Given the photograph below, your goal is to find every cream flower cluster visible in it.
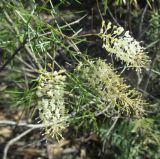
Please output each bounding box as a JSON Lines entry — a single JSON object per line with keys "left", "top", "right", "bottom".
{"left": 100, "top": 21, "right": 150, "bottom": 70}
{"left": 36, "top": 70, "right": 68, "bottom": 139}
{"left": 77, "top": 59, "right": 145, "bottom": 116}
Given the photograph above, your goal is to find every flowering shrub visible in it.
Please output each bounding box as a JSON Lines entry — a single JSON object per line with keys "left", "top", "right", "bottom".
{"left": 35, "top": 21, "right": 150, "bottom": 139}
{"left": 1, "top": 0, "right": 159, "bottom": 158}
{"left": 99, "top": 21, "right": 150, "bottom": 70}
{"left": 76, "top": 59, "right": 145, "bottom": 116}
{"left": 36, "top": 69, "right": 68, "bottom": 139}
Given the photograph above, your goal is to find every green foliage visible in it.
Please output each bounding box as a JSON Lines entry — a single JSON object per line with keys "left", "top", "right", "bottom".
{"left": 0, "top": 0, "right": 159, "bottom": 158}
{"left": 1, "top": 0, "right": 148, "bottom": 136}
{"left": 75, "top": 59, "right": 145, "bottom": 116}
{"left": 146, "top": 10, "right": 160, "bottom": 45}
{"left": 99, "top": 118, "right": 160, "bottom": 159}
{"left": 103, "top": 0, "right": 154, "bottom": 14}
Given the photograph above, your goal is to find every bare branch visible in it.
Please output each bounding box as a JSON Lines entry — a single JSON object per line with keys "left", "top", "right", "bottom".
{"left": 3, "top": 128, "right": 34, "bottom": 159}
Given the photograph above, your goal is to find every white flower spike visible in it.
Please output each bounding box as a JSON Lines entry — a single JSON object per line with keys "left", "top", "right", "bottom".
{"left": 99, "top": 21, "right": 150, "bottom": 71}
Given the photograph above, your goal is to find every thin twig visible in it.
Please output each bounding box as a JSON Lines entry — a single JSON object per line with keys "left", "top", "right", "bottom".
{"left": 106, "top": 116, "right": 119, "bottom": 136}
{"left": 3, "top": 9, "right": 42, "bottom": 69}
{"left": 138, "top": 4, "right": 148, "bottom": 40}
{"left": 3, "top": 9, "right": 19, "bottom": 35}
{"left": 143, "top": 55, "right": 156, "bottom": 91}
{"left": 102, "top": 115, "right": 120, "bottom": 151}
{"left": 96, "top": 0, "right": 103, "bottom": 21}
{"left": 60, "top": 14, "right": 87, "bottom": 29}
{"left": 108, "top": 8, "right": 120, "bottom": 26}
{"left": 127, "top": 0, "right": 131, "bottom": 31}
{"left": 149, "top": 69, "right": 160, "bottom": 76}
{"left": 0, "top": 37, "right": 27, "bottom": 72}
{"left": 0, "top": 120, "right": 47, "bottom": 128}
{"left": 3, "top": 128, "right": 34, "bottom": 159}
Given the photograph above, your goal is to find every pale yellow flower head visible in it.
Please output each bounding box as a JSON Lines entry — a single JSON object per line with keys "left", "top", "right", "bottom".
{"left": 100, "top": 21, "right": 150, "bottom": 71}
{"left": 77, "top": 59, "right": 145, "bottom": 116}
{"left": 36, "top": 69, "right": 68, "bottom": 139}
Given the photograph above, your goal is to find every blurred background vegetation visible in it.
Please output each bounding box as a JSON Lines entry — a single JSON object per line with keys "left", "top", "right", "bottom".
{"left": 0, "top": 0, "right": 160, "bottom": 159}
